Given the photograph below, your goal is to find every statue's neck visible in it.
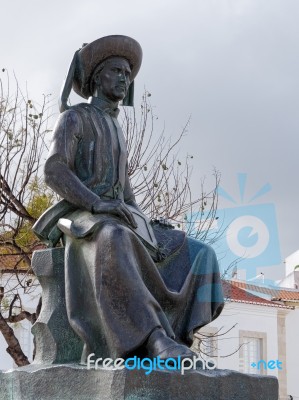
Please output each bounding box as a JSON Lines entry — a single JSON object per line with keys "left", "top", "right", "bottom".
{"left": 88, "top": 96, "right": 118, "bottom": 110}
{"left": 88, "top": 96, "right": 120, "bottom": 118}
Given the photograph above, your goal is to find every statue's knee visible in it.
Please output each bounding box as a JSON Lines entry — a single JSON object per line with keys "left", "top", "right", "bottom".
{"left": 101, "top": 221, "right": 131, "bottom": 241}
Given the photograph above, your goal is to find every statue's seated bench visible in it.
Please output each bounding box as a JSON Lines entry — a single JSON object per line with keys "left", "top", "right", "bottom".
{"left": 31, "top": 248, "right": 83, "bottom": 364}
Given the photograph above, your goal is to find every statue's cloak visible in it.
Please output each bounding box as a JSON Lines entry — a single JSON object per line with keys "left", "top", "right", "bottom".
{"left": 34, "top": 100, "right": 224, "bottom": 361}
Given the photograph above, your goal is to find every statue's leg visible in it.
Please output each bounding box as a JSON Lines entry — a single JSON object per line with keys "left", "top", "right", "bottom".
{"left": 154, "top": 234, "right": 224, "bottom": 345}
{"left": 64, "top": 220, "right": 177, "bottom": 361}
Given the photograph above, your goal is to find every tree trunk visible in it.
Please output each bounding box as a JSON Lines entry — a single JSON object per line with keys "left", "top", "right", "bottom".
{"left": 0, "top": 313, "right": 30, "bottom": 367}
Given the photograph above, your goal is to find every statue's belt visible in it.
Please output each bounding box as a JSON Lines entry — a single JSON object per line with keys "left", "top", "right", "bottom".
{"left": 100, "top": 182, "right": 124, "bottom": 200}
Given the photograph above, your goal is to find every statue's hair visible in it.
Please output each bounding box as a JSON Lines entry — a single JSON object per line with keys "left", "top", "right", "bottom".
{"left": 90, "top": 60, "right": 107, "bottom": 96}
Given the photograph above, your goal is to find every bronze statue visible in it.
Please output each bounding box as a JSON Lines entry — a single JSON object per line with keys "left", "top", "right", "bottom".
{"left": 33, "top": 35, "right": 224, "bottom": 364}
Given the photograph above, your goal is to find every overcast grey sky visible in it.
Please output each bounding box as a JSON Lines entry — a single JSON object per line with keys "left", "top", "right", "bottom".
{"left": 1, "top": 0, "right": 299, "bottom": 280}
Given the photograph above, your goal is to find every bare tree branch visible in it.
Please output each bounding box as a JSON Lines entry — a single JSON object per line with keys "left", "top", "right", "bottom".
{"left": 0, "top": 286, "right": 30, "bottom": 366}
{"left": 123, "top": 91, "right": 221, "bottom": 243}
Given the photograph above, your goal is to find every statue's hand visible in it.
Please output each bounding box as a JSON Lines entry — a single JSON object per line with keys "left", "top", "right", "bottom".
{"left": 92, "top": 199, "right": 137, "bottom": 228}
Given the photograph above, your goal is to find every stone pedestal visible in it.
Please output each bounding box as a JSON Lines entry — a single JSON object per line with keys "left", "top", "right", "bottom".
{"left": 31, "top": 248, "right": 83, "bottom": 364}
{"left": 0, "top": 364, "right": 278, "bottom": 400}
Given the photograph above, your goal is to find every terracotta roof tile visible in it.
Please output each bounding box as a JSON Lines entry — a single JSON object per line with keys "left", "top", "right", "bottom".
{"left": 227, "top": 280, "right": 299, "bottom": 302}
{"left": 0, "top": 244, "right": 45, "bottom": 271}
{"left": 222, "top": 281, "right": 293, "bottom": 309}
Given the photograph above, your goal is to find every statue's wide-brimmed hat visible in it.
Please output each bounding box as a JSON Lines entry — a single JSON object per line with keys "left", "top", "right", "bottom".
{"left": 72, "top": 35, "right": 143, "bottom": 99}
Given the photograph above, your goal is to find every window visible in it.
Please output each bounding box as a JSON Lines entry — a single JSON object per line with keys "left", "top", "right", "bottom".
{"left": 239, "top": 331, "right": 267, "bottom": 375}
{"left": 242, "top": 337, "right": 263, "bottom": 374}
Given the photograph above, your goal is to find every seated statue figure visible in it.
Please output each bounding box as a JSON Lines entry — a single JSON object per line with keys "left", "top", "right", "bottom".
{"left": 33, "top": 35, "right": 224, "bottom": 364}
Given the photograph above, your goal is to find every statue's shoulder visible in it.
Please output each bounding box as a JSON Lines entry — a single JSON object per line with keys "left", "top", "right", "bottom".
{"left": 64, "top": 102, "right": 105, "bottom": 121}
{"left": 56, "top": 103, "right": 104, "bottom": 137}
{"left": 66, "top": 102, "right": 93, "bottom": 117}
{"left": 52, "top": 104, "right": 95, "bottom": 139}
{"left": 55, "top": 103, "right": 88, "bottom": 123}
{"left": 56, "top": 103, "right": 95, "bottom": 128}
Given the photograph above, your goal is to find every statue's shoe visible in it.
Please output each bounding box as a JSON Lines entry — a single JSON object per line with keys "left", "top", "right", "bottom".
{"left": 146, "top": 328, "right": 196, "bottom": 360}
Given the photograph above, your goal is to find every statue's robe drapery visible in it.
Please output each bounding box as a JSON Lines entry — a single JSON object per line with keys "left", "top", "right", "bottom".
{"left": 38, "top": 98, "right": 224, "bottom": 362}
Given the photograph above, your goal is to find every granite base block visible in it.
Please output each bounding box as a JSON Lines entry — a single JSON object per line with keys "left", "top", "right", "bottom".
{"left": 0, "top": 364, "right": 278, "bottom": 400}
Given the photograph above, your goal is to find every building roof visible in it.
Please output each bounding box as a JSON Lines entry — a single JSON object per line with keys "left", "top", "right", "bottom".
{"left": 0, "top": 253, "right": 29, "bottom": 271}
{"left": 227, "top": 280, "right": 299, "bottom": 302}
{"left": 222, "top": 281, "right": 294, "bottom": 310}
{"left": 0, "top": 244, "right": 45, "bottom": 273}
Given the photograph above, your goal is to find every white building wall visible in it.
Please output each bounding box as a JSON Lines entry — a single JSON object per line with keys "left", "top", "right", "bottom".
{"left": 279, "top": 272, "right": 296, "bottom": 289}
{"left": 0, "top": 333, "right": 15, "bottom": 370}
{"left": 279, "top": 271, "right": 299, "bottom": 289}
{"left": 285, "top": 250, "right": 299, "bottom": 276}
{"left": 198, "top": 302, "right": 279, "bottom": 376}
{"left": 285, "top": 307, "right": 299, "bottom": 399}
{"left": 198, "top": 301, "right": 299, "bottom": 399}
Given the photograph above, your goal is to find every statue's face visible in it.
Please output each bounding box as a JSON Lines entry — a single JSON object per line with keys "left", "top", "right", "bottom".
{"left": 93, "top": 57, "right": 131, "bottom": 102}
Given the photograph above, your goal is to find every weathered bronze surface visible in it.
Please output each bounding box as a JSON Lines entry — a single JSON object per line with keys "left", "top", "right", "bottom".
{"left": 33, "top": 35, "right": 224, "bottom": 364}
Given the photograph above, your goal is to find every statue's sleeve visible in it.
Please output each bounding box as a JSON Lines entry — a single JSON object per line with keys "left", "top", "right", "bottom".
{"left": 44, "top": 109, "right": 100, "bottom": 211}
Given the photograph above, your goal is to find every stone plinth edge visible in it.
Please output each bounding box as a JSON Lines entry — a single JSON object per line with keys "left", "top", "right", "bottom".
{"left": 0, "top": 364, "right": 278, "bottom": 400}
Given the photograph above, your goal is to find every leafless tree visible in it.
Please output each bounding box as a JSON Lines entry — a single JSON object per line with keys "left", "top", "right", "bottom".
{"left": 0, "top": 69, "right": 54, "bottom": 261}
{"left": 122, "top": 90, "right": 220, "bottom": 240}
{"left": 0, "top": 70, "right": 52, "bottom": 365}
{"left": 193, "top": 323, "right": 245, "bottom": 360}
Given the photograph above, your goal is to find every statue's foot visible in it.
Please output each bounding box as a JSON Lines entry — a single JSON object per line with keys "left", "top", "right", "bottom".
{"left": 146, "top": 328, "right": 196, "bottom": 360}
